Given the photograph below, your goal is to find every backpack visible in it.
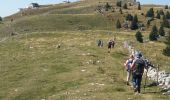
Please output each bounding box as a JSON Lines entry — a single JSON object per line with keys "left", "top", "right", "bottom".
{"left": 108, "top": 41, "right": 112, "bottom": 46}
{"left": 127, "top": 59, "right": 133, "bottom": 69}
{"left": 133, "top": 58, "right": 145, "bottom": 75}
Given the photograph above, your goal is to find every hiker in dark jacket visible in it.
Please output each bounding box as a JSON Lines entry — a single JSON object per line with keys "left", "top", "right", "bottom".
{"left": 131, "top": 53, "right": 146, "bottom": 94}
{"left": 97, "top": 39, "right": 103, "bottom": 47}
{"left": 108, "top": 39, "right": 115, "bottom": 53}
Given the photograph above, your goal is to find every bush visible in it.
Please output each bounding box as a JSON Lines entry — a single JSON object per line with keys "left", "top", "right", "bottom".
{"left": 138, "top": 3, "right": 141, "bottom": 10}
{"left": 119, "top": 8, "right": 123, "bottom": 14}
{"left": 116, "top": 19, "right": 121, "bottom": 29}
{"left": 159, "top": 26, "right": 165, "bottom": 36}
{"left": 105, "top": 2, "right": 111, "bottom": 11}
{"left": 146, "top": 8, "right": 154, "bottom": 18}
{"left": 116, "top": 1, "right": 122, "bottom": 7}
{"left": 156, "top": 12, "right": 161, "bottom": 19}
{"left": 163, "top": 31, "right": 170, "bottom": 56}
{"left": 162, "top": 15, "right": 170, "bottom": 28}
{"left": 146, "top": 20, "right": 151, "bottom": 28}
{"left": 159, "top": 9, "right": 164, "bottom": 15}
{"left": 0, "top": 16, "right": 2, "bottom": 22}
{"left": 123, "top": 3, "right": 128, "bottom": 9}
{"left": 126, "top": 14, "right": 133, "bottom": 21}
{"left": 135, "top": 31, "right": 143, "bottom": 43}
{"left": 165, "top": 5, "right": 169, "bottom": 9}
{"left": 149, "top": 25, "right": 158, "bottom": 41}
{"left": 163, "top": 46, "right": 170, "bottom": 56}
{"left": 130, "top": 14, "right": 138, "bottom": 30}
{"left": 165, "top": 11, "right": 170, "bottom": 19}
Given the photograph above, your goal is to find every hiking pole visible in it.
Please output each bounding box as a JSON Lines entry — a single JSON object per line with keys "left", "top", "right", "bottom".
{"left": 144, "top": 68, "right": 148, "bottom": 93}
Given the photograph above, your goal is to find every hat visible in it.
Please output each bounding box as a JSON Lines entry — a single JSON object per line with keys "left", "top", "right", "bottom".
{"left": 129, "top": 55, "right": 134, "bottom": 58}
{"left": 136, "top": 53, "right": 142, "bottom": 58}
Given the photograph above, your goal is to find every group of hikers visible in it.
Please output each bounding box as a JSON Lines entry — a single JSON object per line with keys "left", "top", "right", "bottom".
{"left": 97, "top": 39, "right": 146, "bottom": 94}
{"left": 97, "top": 39, "right": 115, "bottom": 53}
{"left": 124, "top": 49, "right": 146, "bottom": 95}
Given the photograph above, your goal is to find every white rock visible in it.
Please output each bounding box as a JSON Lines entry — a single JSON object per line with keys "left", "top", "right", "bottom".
{"left": 81, "top": 70, "right": 86, "bottom": 72}
{"left": 89, "top": 83, "right": 95, "bottom": 86}
{"left": 14, "top": 89, "right": 18, "bottom": 92}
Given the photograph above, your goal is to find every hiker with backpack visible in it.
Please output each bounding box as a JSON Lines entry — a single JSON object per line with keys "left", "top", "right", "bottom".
{"left": 108, "top": 39, "right": 115, "bottom": 53}
{"left": 124, "top": 55, "right": 134, "bottom": 85}
{"left": 131, "top": 53, "right": 146, "bottom": 94}
{"left": 97, "top": 39, "right": 103, "bottom": 47}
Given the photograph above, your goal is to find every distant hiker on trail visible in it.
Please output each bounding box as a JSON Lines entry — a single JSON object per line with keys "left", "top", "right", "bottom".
{"left": 130, "top": 47, "right": 135, "bottom": 56}
{"left": 97, "top": 39, "right": 103, "bottom": 47}
{"left": 108, "top": 39, "right": 115, "bottom": 53}
{"left": 11, "top": 18, "right": 14, "bottom": 22}
{"left": 57, "top": 44, "right": 61, "bottom": 49}
{"left": 124, "top": 55, "right": 134, "bottom": 85}
{"left": 131, "top": 53, "right": 146, "bottom": 94}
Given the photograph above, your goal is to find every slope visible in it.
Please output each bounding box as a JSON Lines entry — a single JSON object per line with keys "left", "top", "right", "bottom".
{"left": 0, "top": 0, "right": 170, "bottom": 100}
{"left": 0, "top": 31, "right": 170, "bottom": 100}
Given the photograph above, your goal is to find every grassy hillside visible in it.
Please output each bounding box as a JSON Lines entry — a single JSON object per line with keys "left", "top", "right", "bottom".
{"left": 0, "top": 0, "right": 170, "bottom": 100}
{"left": 4, "top": 1, "right": 82, "bottom": 20}
{"left": 49, "top": 5, "right": 96, "bottom": 14}
{"left": 0, "top": 31, "right": 170, "bottom": 100}
{"left": 2, "top": 0, "right": 169, "bottom": 35}
{"left": 10, "top": 14, "right": 116, "bottom": 33}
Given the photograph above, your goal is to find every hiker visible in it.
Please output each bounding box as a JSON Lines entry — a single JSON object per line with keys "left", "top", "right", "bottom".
{"left": 124, "top": 55, "right": 134, "bottom": 85}
{"left": 131, "top": 53, "right": 146, "bottom": 94}
{"left": 11, "top": 18, "right": 14, "bottom": 22}
{"left": 57, "top": 44, "right": 61, "bottom": 48}
{"left": 108, "top": 39, "right": 115, "bottom": 53}
{"left": 97, "top": 39, "right": 103, "bottom": 47}
{"left": 131, "top": 47, "right": 135, "bottom": 56}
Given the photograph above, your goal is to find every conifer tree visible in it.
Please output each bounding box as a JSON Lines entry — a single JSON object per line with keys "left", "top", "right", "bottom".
{"left": 0, "top": 16, "right": 2, "bottom": 22}
{"left": 119, "top": 8, "right": 123, "bottom": 14}
{"left": 159, "top": 9, "right": 164, "bottom": 15}
{"left": 116, "top": 19, "right": 121, "bottom": 29}
{"left": 147, "top": 20, "right": 151, "bottom": 28}
{"left": 149, "top": 25, "right": 158, "bottom": 41}
{"left": 156, "top": 12, "right": 161, "bottom": 19}
{"left": 138, "top": 3, "right": 141, "bottom": 10}
{"left": 126, "top": 14, "right": 133, "bottom": 21}
{"left": 123, "top": 3, "right": 128, "bottom": 9}
{"left": 133, "top": 14, "right": 138, "bottom": 22}
{"left": 159, "top": 26, "right": 165, "bottom": 36}
{"left": 135, "top": 31, "right": 143, "bottom": 43}
{"left": 166, "top": 11, "right": 170, "bottom": 19}
{"left": 116, "top": 1, "right": 122, "bottom": 7}
{"left": 130, "top": 14, "right": 138, "bottom": 30}
{"left": 163, "top": 31, "right": 170, "bottom": 56}
{"left": 162, "top": 15, "right": 170, "bottom": 28}
{"left": 146, "top": 8, "right": 154, "bottom": 18}
{"left": 165, "top": 5, "right": 169, "bottom": 9}
{"left": 105, "top": 2, "right": 111, "bottom": 11}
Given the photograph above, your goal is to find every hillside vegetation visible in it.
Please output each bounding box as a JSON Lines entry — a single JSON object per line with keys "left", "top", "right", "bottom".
{"left": 0, "top": 0, "right": 170, "bottom": 100}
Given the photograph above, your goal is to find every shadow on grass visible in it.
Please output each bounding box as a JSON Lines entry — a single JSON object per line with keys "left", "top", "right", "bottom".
{"left": 111, "top": 52, "right": 128, "bottom": 59}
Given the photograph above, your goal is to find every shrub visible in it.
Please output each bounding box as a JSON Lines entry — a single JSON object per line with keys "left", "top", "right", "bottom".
{"left": 135, "top": 31, "right": 143, "bottom": 43}
{"left": 149, "top": 25, "right": 158, "bottom": 41}
{"left": 116, "top": 19, "right": 121, "bottom": 29}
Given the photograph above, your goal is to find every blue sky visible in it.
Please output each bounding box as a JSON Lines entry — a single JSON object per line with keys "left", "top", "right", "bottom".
{"left": 0, "top": 0, "right": 78, "bottom": 17}
{"left": 139, "top": 0, "right": 170, "bottom": 5}
{"left": 0, "top": 0, "right": 170, "bottom": 17}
